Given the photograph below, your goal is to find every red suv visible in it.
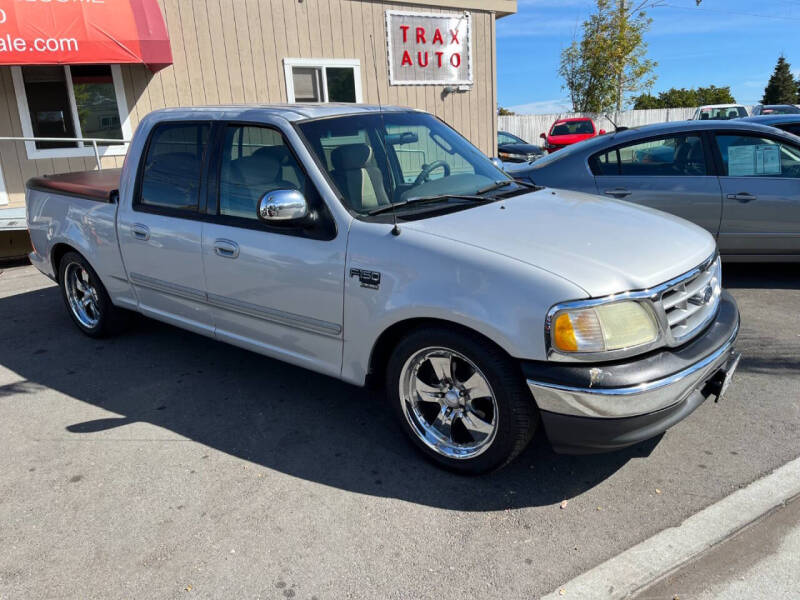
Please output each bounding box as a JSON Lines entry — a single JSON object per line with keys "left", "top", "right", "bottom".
{"left": 540, "top": 117, "right": 604, "bottom": 153}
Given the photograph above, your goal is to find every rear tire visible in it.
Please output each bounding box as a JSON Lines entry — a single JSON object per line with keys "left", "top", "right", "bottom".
{"left": 58, "top": 251, "right": 129, "bottom": 338}
{"left": 386, "top": 326, "right": 538, "bottom": 474}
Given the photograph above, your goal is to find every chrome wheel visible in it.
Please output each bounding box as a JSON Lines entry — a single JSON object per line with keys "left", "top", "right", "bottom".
{"left": 64, "top": 262, "right": 101, "bottom": 329}
{"left": 399, "top": 347, "right": 498, "bottom": 459}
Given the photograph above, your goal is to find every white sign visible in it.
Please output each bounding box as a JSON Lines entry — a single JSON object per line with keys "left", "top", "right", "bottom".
{"left": 728, "top": 144, "right": 781, "bottom": 177}
{"left": 386, "top": 10, "right": 472, "bottom": 86}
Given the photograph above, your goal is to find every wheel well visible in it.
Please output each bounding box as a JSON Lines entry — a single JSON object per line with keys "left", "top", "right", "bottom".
{"left": 366, "top": 318, "right": 515, "bottom": 389}
{"left": 50, "top": 243, "right": 78, "bottom": 282}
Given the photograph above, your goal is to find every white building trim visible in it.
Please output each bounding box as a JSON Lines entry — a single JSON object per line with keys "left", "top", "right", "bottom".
{"left": 11, "top": 64, "right": 132, "bottom": 161}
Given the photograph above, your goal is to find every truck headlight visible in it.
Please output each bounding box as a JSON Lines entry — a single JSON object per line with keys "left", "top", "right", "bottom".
{"left": 551, "top": 301, "right": 659, "bottom": 353}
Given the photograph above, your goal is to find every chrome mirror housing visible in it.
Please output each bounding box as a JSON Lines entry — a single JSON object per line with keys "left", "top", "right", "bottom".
{"left": 257, "top": 189, "right": 309, "bottom": 223}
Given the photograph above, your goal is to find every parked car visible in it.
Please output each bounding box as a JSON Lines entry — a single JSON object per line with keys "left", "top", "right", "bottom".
{"left": 26, "top": 105, "right": 740, "bottom": 474}
{"left": 691, "top": 104, "right": 748, "bottom": 120}
{"left": 514, "top": 120, "right": 800, "bottom": 260}
{"left": 497, "top": 130, "right": 544, "bottom": 164}
{"left": 540, "top": 117, "right": 604, "bottom": 153}
{"left": 739, "top": 114, "right": 800, "bottom": 136}
{"left": 749, "top": 104, "right": 800, "bottom": 116}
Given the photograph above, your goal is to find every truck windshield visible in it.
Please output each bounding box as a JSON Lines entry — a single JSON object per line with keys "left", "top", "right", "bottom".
{"left": 297, "top": 112, "right": 524, "bottom": 216}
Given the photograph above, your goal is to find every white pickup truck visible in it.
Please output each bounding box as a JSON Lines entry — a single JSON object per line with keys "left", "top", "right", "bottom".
{"left": 26, "top": 105, "right": 741, "bottom": 473}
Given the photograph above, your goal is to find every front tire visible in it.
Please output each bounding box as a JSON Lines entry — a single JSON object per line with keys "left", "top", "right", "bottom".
{"left": 386, "top": 326, "right": 538, "bottom": 474}
{"left": 58, "top": 251, "right": 129, "bottom": 338}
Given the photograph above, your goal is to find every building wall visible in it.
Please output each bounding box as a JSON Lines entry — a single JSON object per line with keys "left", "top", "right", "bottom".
{"left": 0, "top": 0, "right": 499, "bottom": 210}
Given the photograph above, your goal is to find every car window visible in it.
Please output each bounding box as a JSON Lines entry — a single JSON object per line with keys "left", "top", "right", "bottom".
{"left": 698, "top": 107, "right": 747, "bottom": 120}
{"left": 551, "top": 120, "right": 594, "bottom": 136}
{"left": 298, "top": 112, "right": 510, "bottom": 214}
{"left": 715, "top": 134, "right": 800, "bottom": 178}
{"left": 778, "top": 124, "right": 800, "bottom": 136}
{"left": 139, "top": 122, "right": 210, "bottom": 211}
{"left": 218, "top": 125, "right": 307, "bottom": 220}
{"left": 385, "top": 123, "right": 475, "bottom": 185}
{"left": 590, "top": 135, "right": 707, "bottom": 176}
{"left": 591, "top": 149, "right": 619, "bottom": 175}
{"left": 763, "top": 106, "right": 800, "bottom": 115}
{"left": 498, "top": 132, "right": 523, "bottom": 145}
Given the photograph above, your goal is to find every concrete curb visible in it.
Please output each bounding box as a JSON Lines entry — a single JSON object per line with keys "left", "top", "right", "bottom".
{"left": 541, "top": 455, "right": 800, "bottom": 599}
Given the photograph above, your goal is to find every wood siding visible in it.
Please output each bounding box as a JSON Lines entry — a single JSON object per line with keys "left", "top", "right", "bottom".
{"left": 0, "top": 0, "right": 498, "bottom": 209}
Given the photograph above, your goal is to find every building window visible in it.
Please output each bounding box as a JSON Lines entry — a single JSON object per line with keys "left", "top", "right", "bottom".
{"left": 11, "top": 64, "right": 131, "bottom": 159}
{"left": 283, "top": 58, "right": 362, "bottom": 103}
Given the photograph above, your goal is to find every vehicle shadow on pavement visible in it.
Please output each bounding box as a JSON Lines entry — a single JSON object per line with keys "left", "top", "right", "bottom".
{"left": 722, "top": 263, "right": 800, "bottom": 376}
{"left": 723, "top": 263, "right": 800, "bottom": 290}
{"left": 0, "top": 285, "right": 659, "bottom": 511}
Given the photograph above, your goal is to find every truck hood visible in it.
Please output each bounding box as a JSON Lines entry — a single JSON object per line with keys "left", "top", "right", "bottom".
{"left": 401, "top": 188, "right": 717, "bottom": 298}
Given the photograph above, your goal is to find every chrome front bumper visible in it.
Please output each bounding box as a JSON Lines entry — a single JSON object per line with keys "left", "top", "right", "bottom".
{"left": 525, "top": 291, "right": 740, "bottom": 420}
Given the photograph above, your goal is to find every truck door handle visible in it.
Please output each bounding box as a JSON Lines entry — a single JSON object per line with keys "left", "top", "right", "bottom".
{"left": 727, "top": 193, "right": 757, "bottom": 203}
{"left": 604, "top": 188, "right": 632, "bottom": 198}
{"left": 213, "top": 239, "right": 239, "bottom": 259}
{"left": 131, "top": 223, "right": 150, "bottom": 241}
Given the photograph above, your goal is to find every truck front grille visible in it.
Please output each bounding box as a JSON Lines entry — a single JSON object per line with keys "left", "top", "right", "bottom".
{"left": 657, "top": 255, "right": 722, "bottom": 346}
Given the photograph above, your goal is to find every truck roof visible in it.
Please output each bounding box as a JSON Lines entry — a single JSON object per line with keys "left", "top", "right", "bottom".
{"left": 146, "top": 103, "right": 416, "bottom": 122}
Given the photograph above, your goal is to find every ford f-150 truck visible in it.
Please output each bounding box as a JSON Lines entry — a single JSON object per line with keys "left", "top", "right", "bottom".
{"left": 26, "top": 105, "right": 741, "bottom": 474}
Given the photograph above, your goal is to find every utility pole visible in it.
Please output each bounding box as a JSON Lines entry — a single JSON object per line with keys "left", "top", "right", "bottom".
{"left": 616, "top": 0, "right": 625, "bottom": 112}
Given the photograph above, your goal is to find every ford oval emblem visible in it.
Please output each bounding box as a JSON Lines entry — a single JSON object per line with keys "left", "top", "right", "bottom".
{"left": 689, "top": 284, "right": 714, "bottom": 307}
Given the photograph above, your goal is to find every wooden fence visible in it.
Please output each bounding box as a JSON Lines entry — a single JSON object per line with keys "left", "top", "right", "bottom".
{"left": 499, "top": 106, "right": 756, "bottom": 143}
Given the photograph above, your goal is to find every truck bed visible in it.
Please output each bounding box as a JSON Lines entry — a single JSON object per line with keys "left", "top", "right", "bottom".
{"left": 26, "top": 169, "right": 122, "bottom": 203}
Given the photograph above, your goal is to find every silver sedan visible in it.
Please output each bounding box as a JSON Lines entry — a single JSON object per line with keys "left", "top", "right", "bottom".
{"left": 514, "top": 120, "right": 800, "bottom": 261}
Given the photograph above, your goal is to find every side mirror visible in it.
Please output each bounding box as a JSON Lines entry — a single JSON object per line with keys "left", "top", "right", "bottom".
{"left": 599, "top": 129, "right": 606, "bottom": 135}
{"left": 490, "top": 157, "right": 505, "bottom": 170}
{"left": 257, "top": 189, "right": 308, "bottom": 223}
{"left": 539, "top": 132, "right": 547, "bottom": 140}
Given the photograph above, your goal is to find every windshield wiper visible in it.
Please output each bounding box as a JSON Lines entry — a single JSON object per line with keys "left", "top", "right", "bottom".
{"left": 476, "top": 180, "right": 513, "bottom": 194}
{"left": 512, "top": 178, "right": 545, "bottom": 190}
{"left": 476, "top": 179, "right": 544, "bottom": 195}
{"left": 367, "top": 194, "right": 490, "bottom": 216}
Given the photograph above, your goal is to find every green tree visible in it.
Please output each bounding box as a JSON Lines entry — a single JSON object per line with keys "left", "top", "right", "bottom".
{"left": 695, "top": 85, "right": 736, "bottom": 105}
{"left": 559, "top": 0, "right": 659, "bottom": 113}
{"left": 497, "top": 106, "right": 516, "bottom": 116}
{"left": 633, "top": 85, "right": 735, "bottom": 109}
{"left": 762, "top": 56, "right": 797, "bottom": 104}
{"left": 631, "top": 92, "right": 660, "bottom": 109}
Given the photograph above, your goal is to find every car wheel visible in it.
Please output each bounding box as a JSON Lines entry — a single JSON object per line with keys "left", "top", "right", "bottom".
{"left": 386, "top": 326, "right": 538, "bottom": 474}
{"left": 59, "top": 251, "right": 129, "bottom": 338}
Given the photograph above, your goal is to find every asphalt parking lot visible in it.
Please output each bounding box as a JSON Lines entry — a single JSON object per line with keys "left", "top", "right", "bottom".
{"left": 1, "top": 262, "right": 798, "bottom": 599}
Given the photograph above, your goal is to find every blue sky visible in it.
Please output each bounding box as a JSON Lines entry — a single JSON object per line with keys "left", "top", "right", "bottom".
{"left": 497, "top": 0, "right": 800, "bottom": 113}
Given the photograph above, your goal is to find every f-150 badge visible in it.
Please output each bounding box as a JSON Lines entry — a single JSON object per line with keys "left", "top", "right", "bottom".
{"left": 350, "top": 268, "right": 381, "bottom": 290}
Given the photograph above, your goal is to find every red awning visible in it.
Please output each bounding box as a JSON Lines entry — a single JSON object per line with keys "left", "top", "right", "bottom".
{"left": 0, "top": 0, "right": 172, "bottom": 72}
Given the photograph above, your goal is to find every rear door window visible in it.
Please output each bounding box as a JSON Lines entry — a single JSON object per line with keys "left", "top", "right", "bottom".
{"left": 138, "top": 122, "right": 210, "bottom": 211}
{"left": 590, "top": 149, "right": 619, "bottom": 175}
{"left": 590, "top": 135, "right": 707, "bottom": 176}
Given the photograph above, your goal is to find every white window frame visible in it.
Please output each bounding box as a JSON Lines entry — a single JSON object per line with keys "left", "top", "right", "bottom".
{"left": 11, "top": 64, "right": 132, "bottom": 160}
{"left": 0, "top": 163, "right": 7, "bottom": 206}
{"left": 283, "top": 58, "right": 363, "bottom": 103}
